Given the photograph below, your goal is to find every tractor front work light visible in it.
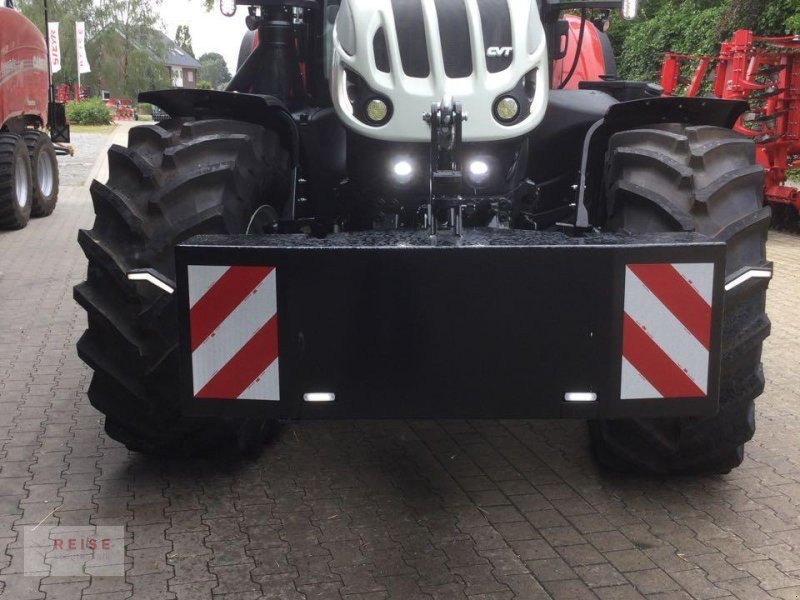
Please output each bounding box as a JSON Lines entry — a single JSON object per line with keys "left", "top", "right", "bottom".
{"left": 622, "top": 0, "right": 639, "bottom": 20}
{"left": 392, "top": 159, "right": 413, "bottom": 184}
{"left": 366, "top": 98, "right": 389, "bottom": 124}
{"left": 219, "top": 0, "right": 236, "bottom": 16}
{"left": 467, "top": 160, "right": 490, "bottom": 185}
{"left": 494, "top": 96, "right": 519, "bottom": 123}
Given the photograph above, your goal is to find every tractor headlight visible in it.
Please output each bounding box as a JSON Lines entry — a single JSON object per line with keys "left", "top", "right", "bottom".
{"left": 366, "top": 98, "right": 389, "bottom": 124}
{"left": 494, "top": 96, "right": 519, "bottom": 123}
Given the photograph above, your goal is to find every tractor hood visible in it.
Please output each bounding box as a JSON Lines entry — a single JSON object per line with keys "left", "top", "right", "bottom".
{"left": 330, "top": 0, "right": 549, "bottom": 143}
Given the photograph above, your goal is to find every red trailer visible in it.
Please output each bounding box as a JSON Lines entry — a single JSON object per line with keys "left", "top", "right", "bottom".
{"left": 0, "top": 0, "right": 67, "bottom": 229}
{"left": 661, "top": 30, "right": 800, "bottom": 229}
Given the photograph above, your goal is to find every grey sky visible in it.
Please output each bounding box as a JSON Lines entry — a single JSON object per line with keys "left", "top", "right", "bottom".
{"left": 160, "top": 0, "right": 246, "bottom": 76}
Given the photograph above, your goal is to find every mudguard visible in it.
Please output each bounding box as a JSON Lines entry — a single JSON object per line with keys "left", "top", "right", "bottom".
{"left": 577, "top": 96, "right": 750, "bottom": 227}
{"left": 139, "top": 89, "right": 300, "bottom": 166}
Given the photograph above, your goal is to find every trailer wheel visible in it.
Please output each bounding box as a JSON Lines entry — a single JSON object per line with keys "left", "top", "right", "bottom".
{"left": 22, "top": 131, "right": 59, "bottom": 217}
{"left": 590, "top": 124, "right": 771, "bottom": 475}
{"left": 0, "top": 134, "right": 33, "bottom": 230}
{"left": 74, "top": 118, "right": 290, "bottom": 455}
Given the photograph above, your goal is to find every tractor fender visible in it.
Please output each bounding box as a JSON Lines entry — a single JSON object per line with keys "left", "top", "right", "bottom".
{"left": 600, "top": 96, "right": 748, "bottom": 132}
{"left": 138, "top": 89, "right": 300, "bottom": 167}
{"left": 576, "top": 96, "right": 750, "bottom": 227}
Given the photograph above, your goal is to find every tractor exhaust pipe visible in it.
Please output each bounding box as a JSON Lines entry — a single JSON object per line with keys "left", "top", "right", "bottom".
{"left": 226, "top": 8, "right": 304, "bottom": 107}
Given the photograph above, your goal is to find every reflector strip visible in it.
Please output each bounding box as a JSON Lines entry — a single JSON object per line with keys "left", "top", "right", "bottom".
{"left": 188, "top": 265, "right": 280, "bottom": 401}
{"left": 725, "top": 268, "right": 772, "bottom": 292}
{"left": 128, "top": 272, "right": 175, "bottom": 294}
{"left": 621, "top": 263, "right": 714, "bottom": 400}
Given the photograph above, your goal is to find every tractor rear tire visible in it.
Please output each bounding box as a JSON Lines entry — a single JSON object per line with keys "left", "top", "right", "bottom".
{"left": 589, "top": 124, "right": 771, "bottom": 475}
{"left": 74, "top": 118, "right": 290, "bottom": 455}
{"left": 0, "top": 134, "right": 33, "bottom": 230}
{"left": 23, "top": 130, "right": 59, "bottom": 218}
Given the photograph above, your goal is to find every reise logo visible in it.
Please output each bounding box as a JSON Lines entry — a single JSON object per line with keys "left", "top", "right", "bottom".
{"left": 486, "top": 46, "right": 513, "bottom": 58}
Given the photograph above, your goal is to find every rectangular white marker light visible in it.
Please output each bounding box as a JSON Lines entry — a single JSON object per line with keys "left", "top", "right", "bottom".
{"left": 303, "top": 393, "right": 336, "bottom": 402}
{"left": 127, "top": 272, "right": 174, "bottom": 294}
{"left": 564, "top": 392, "right": 597, "bottom": 402}
{"left": 724, "top": 269, "right": 772, "bottom": 292}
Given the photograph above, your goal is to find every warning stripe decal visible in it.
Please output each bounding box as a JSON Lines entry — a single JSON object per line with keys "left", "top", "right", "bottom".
{"left": 628, "top": 264, "right": 712, "bottom": 349}
{"left": 188, "top": 265, "right": 280, "bottom": 401}
{"left": 195, "top": 316, "right": 279, "bottom": 399}
{"left": 190, "top": 266, "right": 273, "bottom": 352}
{"left": 621, "top": 263, "right": 714, "bottom": 400}
{"left": 622, "top": 314, "right": 705, "bottom": 398}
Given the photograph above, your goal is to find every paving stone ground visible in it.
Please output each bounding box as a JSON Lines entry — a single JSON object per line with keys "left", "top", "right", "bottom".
{"left": 56, "top": 129, "right": 117, "bottom": 187}
{"left": 0, "top": 124, "right": 799, "bottom": 599}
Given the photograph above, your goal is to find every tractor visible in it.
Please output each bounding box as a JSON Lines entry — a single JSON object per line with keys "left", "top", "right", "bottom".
{"left": 0, "top": 0, "right": 67, "bottom": 229}
{"left": 75, "top": 0, "right": 772, "bottom": 474}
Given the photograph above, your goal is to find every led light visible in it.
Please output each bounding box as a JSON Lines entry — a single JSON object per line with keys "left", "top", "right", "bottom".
{"left": 725, "top": 268, "right": 772, "bottom": 291}
{"left": 564, "top": 392, "right": 597, "bottom": 403}
{"left": 392, "top": 160, "right": 413, "bottom": 184}
{"left": 127, "top": 272, "right": 174, "bottom": 294}
{"left": 470, "top": 161, "right": 488, "bottom": 176}
{"left": 304, "top": 392, "right": 336, "bottom": 402}
{"left": 219, "top": 0, "right": 236, "bottom": 17}
{"left": 621, "top": 0, "right": 639, "bottom": 20}
{"left": 366, "top": 98, "right": 388, "bottom": 123}
{"left": 467, "top": 160, "right": 490, "bottom": 185}
{"left": 494, "top": 96, "right": 519, "bottom": 123}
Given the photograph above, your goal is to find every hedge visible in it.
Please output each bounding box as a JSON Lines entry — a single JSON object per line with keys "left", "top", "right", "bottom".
{"left": 66, "top": 98, "right": 112, "bottom": 126}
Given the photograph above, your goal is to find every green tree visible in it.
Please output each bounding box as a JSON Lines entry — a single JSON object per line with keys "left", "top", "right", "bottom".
{"left": 16, "top": 0, "right": 168, "bottom": 98}
{"left": 608, "top": 0, "right": 800, "bottom": 82}
{"left": 16, "top": 0, "right": 96, "bottom": 88}
{"left": 90, "top": 0, "right": 169, "bottom": 98}
{"left": 175, "top": 24, "right": 195, "bottom": 57}
{"left": 198, "top": 52, "right": 231, "bottom": 88}
{"left": 721, "top": 0, "right": 798, "bottom": 34}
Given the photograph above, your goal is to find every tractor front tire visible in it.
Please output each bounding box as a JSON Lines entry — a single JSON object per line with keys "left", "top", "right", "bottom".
{"left": 23, "top": 130, "right": 59, "bottom": 218}
{"left": 590, "top": 124, "right": 771, "bottom": 475}
{"left": 0, "top": 134, "right": 33, "bottom": 229}
{"left": 74, "top": 118, "right": 289, "bottom": 455}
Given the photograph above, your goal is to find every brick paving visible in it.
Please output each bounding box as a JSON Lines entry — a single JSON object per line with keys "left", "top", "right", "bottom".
{"left": 56, "top": 128, "right": 118, "bottom": 187}
{"left": 0, "top": 127, "right": 799, "bottom": 599}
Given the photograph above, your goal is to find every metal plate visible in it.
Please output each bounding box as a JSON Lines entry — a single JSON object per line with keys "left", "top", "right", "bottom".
{"left": 176, "top": 229, "right": 726, "bottom": 421}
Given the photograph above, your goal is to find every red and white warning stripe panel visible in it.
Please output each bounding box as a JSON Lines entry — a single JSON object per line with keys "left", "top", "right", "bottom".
{"left": 621, "top": 263, "right": 714, "bottom": 400}
{"left": 188, "top": 265, "right": 280, "bottom": 401}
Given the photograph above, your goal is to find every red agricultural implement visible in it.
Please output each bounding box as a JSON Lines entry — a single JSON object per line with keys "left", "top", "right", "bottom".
{"left": 661, "top": 30, "right": 800, "bottom": 230}
{"left": 104, "top": 98, "right": 135, "bottom": 121}
{"left": 0, "top": 0, "right": 68, "bottom": 229}
{"left": 55, "top": 83, "right": 89, "bottom": 103}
